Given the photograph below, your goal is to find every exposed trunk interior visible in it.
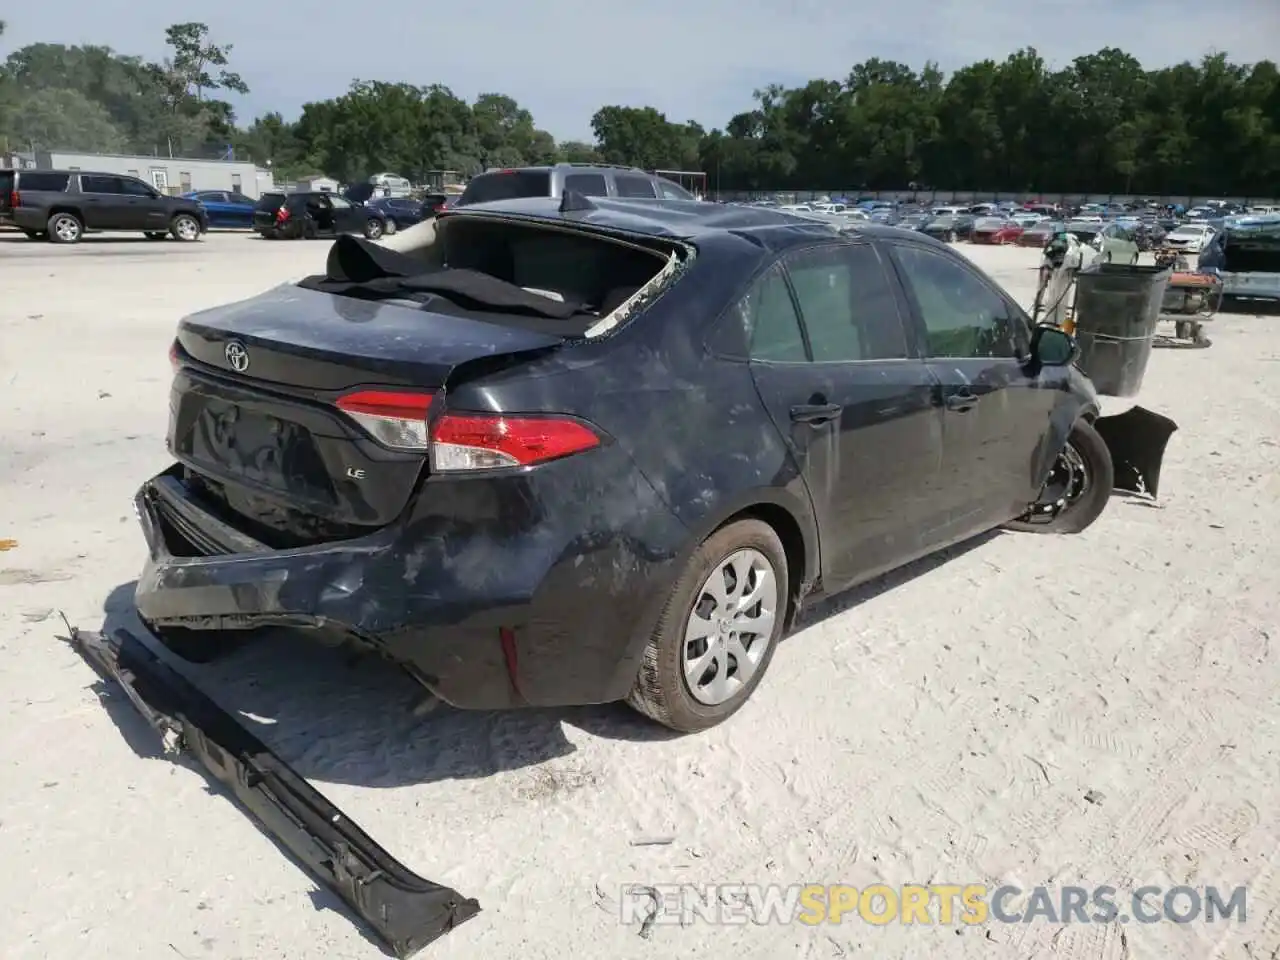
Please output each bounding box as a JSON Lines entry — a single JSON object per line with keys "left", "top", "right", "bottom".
{"left": 169, "top": 217, "right": 684, "bottom": 548}
{"left": 1224, "top": 230, "right": 1280, "bottom": 273}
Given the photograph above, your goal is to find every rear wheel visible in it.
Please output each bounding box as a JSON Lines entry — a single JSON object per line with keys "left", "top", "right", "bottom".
{"left": 1006, "top": 420, "right": 1114, "bottom": 534}
{"left": 627, "top": 519, "right": 788, "bottom": 733}
{"left": 47, "top": 212, "right": 83, "bottom": 244}
{"left": 170, "top": 214, "right": 201, "bottom": 242}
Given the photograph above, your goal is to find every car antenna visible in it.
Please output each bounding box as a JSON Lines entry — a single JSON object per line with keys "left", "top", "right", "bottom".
{"left": 559, "top": 190, "right": 596, "bottom": 214}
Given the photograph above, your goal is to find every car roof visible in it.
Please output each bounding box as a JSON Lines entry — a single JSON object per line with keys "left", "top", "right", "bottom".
{"left": 445, "top": 196, "right": 939, "bottom": 252}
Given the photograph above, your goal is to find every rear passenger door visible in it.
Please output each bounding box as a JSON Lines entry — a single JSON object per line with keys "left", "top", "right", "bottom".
{"left": 79, "top": 175, "right": 138, "bottom": 229}
{"left": 884, "top": 241, "right": 1056, "bottom": 537}
{"left": 747, "top": 241, "right": 946, "bottom": 591}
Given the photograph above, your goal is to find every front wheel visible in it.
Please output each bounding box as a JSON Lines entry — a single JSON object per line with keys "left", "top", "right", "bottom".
{"left": 1006, "top": 420, "right": 1114, "bottom": 534}
{"left": 170, "top": 214, "right": 201, "bottom": 241}
{"left": 628, "top": 519, "right": 788, "bottom": 733}
{"left": 364, "top": 217, "right": 385, "bottom": 240}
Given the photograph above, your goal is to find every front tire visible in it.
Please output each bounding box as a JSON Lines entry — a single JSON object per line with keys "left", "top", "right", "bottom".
{"left": 364, "top": 217, "right": 385, "bottom": 240}
{"left": 627, "top": 519, "right": 788, "bottom": 733}
{"left": 170, "top": 214, "right": 201, "bottom": 242}
{"left": 1007, "top": 420, "right": 1114, "bottom": 534}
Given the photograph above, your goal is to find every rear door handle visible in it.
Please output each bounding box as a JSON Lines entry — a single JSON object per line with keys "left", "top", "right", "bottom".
{"left": 945, "top": 392, "right": 977, "bottom": 413}
{"left": 790, "top": 402, "right": 843, "bottom": 425}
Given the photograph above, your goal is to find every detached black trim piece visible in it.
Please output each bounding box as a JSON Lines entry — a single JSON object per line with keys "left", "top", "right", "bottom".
{"left": 69, "top": 626, "right": 480, "bottom": 958}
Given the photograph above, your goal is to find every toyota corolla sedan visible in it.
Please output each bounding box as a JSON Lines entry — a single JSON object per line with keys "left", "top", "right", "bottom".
{"left": 131, "top": 197, "right": 1155, "bottom": 733}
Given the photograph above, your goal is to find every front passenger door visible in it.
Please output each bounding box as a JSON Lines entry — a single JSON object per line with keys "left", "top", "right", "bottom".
{"left": 886, "top": 242, "right": 1058, "bottom": 538}
{"left": 120, "top": 176, "right": 169, "bottom": 231}
{"left": 326, "top": 195, "right": 363, "bottom": 233}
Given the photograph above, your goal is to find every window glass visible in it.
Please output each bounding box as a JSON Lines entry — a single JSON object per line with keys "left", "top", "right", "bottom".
{"left": 739, "top": 265, "right": 807, "bottom": 362}
{"left": 785, "top": 244, "right": 909, "bottom": 361}
{"left": 16, "top": 172, "right": 69, "bottom": 192}
{"left": 658, "top": 178, "right": 692, "bottom": 200}
{"left": 615, "top": 175, "right": 657, "bottom": 198}
{"left": 120, "top": 178, "right": 155, "bottom": 197}
{"left": 892, "top": 245, "right": 1025, "bottom": 359}
{"left": 562, "top": 173, "right": 608, "bottom": 196}
{"left": 81, "top": 175, "right": 125, "bottom": 194}
{"left": 328, "top": 196, "right": 352, "bottom": 209}
{"left": 459, "top": 170, "right": 551, "bottom": 205}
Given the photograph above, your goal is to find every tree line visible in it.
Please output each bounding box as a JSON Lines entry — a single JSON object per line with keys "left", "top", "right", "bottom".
{"left": 1, "top": 23, "right": 1277, "bottom": 197}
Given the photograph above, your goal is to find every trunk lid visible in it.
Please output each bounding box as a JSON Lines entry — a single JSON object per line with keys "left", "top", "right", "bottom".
{"left": 170, "top": 285, "right": 565, "bottom": 544}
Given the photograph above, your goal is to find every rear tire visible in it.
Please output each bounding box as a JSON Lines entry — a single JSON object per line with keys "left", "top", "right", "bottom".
{"left": 627, "top": 519, "right": 788, "bottom": 733}
{"left": 47, "top": 212, "right": 83, "bottom": 244}
{"left": 1006, "top": 420, "right": 1114, "bottom": 534}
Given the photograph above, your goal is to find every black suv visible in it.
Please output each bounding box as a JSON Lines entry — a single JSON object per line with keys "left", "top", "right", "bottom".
{"left": 0, "top": 169, "right": 208, "bottom": 244}
{"left": 457, "top": 163, "right": 697, "bottom": 206}
{"left": 253, "top": 191, "right": 391, "bottom": 240}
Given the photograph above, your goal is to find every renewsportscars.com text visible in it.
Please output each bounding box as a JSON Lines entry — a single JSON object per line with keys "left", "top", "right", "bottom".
{"left": 619, "top": 883, "right": 1247, "bottom": 927}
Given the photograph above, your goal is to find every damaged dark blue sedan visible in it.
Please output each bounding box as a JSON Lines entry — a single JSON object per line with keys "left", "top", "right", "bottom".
{"left": 133, "top": 195, "right": 1169, "bottom": 733}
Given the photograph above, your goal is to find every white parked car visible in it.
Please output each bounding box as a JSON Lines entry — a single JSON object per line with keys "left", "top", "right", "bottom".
{"left": 1163, "top": 223, "right": 1216, "bottom": 254}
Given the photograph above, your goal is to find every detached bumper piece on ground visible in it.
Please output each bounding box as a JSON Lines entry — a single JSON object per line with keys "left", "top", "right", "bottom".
{"left": 66, "top": 625, "right": 480, "bottom": 958}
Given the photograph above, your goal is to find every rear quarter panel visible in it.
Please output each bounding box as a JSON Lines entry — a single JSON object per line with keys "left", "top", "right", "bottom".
{"left": 442, "top": 240, "right": 820, "bottom": 689}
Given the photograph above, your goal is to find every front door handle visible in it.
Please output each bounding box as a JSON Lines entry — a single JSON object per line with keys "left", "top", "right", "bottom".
{"left": 945, "top": 391, "right": 977, "bottom": 413}
{"left": 790, "top": 402, "right": 843, "bottom": 425}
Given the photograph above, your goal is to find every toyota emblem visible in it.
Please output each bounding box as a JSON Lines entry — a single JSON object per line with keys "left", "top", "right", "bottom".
{"left": 225, "top": 340, "right": 249, "bottom": 373}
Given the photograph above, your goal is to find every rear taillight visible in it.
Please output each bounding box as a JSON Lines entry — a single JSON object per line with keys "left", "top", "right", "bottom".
{"left": 8, "top": 190, "right": 19, "bottom": 207}
{"left": 430, "top": 413, "right": 601, "bottom": 471}
{"left": 333, "top": 389, "right": 602, "bottom": 470}
{"left": 335, "top": 390, "right": 434, "bottom": 450}
{"left": 169, "top": 340, "right": 181, "bottom": 371}
{"left": 275, "top": 206, "right": 290, "bottom": 223}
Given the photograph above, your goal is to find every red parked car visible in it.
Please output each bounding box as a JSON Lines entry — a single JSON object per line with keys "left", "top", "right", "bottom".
{"left": 970, "top": 217, "right": 1024, "bottom": 245}
{"left": 1017, "top": 220, "right": 1064, "bottom": 247}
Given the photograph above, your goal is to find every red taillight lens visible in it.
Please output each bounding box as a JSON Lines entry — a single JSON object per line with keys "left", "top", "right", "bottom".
{"left": 9, "top": 190, "right": 19, "bottom": 207}
{"left": 275, "top": 206, "right": 290, "bottom": 223}
{"left": 430, "top": 413, "right": 601, "bottom": 472}
{"left": 169, "top": 340, "right": 181, "bottom": 370}
{"left": 334, "top": 390, "right": 602, "bottom": 469}
{"left": 335, "top": 390, "right": 434, "bottom": 450}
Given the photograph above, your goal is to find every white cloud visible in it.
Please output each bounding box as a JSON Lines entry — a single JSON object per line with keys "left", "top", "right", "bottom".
{"left": 6, "top": 0, "right": 1279, "bottom": 140}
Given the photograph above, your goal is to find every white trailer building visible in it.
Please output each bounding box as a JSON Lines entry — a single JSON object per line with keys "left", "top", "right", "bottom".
{"left": 27, "top": 150, "right": 276, "bottom": 199}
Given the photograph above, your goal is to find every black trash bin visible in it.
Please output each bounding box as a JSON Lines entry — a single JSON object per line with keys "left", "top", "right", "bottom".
{"left": 1071, "top": 263, "right": 1172, "bottom": 397}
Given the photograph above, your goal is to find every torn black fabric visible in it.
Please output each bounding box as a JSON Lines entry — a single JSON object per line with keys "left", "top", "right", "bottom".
{"left": 297, "top": 235, "right": 587, "bottom": 320}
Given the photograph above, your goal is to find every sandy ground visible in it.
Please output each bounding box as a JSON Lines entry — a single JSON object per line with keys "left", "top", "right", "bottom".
{"left": 2, "top": 229, "right": 1280, "bottom": 960}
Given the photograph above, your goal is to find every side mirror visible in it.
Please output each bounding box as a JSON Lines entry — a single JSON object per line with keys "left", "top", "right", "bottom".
{"left": 1029, "top": 324, "right": 1076, "bottom": 367}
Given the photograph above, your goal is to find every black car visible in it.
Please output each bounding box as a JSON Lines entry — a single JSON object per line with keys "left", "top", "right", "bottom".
{"left": 134, "top": 197, "right": 1153, "bottom": 733}
{"left": 252, "top": 191, "right": 389, "bottom": 240}
{"left": 921, "top": 213, "right": 977, "bottom": 242}
{"left": 0, "top": 168, "right": 208, "bottom": 244}
{"left": 370, "top": 194, "right": 446, "bottom": 232}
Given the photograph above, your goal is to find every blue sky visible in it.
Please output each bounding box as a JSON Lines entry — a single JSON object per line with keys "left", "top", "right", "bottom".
{"left": 6, "top": 0, "right": 1279, "bottom": 141}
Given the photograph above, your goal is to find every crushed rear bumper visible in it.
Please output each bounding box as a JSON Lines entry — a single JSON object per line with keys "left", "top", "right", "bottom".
{"left": 67, "top": 624, "right": 480, "bottom": 957}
